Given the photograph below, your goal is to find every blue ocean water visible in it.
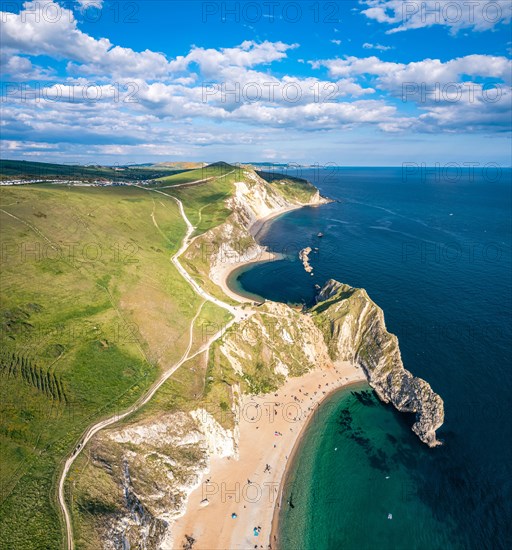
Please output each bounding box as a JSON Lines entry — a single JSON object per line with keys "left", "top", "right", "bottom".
{"left": 231, "top": 167, "right": 512, "bottom": 549}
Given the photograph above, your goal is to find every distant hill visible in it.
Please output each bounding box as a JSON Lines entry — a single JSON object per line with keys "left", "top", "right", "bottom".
{"left": 0, "top": 159, "right": 183, "bottom": 182}
{"left": 153, "top": 161, "right": 206, "bottom": 170}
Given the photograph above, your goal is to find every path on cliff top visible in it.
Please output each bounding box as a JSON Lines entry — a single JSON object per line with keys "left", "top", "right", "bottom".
{"left": 57, "top": 181, "right": 246, "bottom": 550}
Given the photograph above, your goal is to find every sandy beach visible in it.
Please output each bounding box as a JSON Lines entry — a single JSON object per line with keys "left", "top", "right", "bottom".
{"left": 170, "top": 361, "right": 367, "bottom": 549}
{"left": 170, "top": 196, "right": 352, "bottom": 549}
{"left": 213, "top": 201, "right": 324, "bottom": 304}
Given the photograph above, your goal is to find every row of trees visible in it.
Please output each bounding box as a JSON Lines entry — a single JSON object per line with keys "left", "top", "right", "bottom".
{"left": 0, "top": 350, "right": 67, "bottom": 403}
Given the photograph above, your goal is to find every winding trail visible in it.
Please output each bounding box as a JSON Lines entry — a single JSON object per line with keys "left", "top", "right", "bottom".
{"left": 57, "top": 185, "right": 244, "bottom": 550}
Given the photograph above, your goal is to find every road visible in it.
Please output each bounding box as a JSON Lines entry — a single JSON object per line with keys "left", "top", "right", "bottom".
{"left": 57, "top": 184, "right": 245, "bottom": 550}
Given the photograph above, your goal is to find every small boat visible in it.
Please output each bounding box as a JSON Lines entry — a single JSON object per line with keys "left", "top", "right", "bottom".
{"left": 317, "top": 232, "right": 324, "bottom": 237}
{"left": 388, "top": 513, "right": 393, "bottom": 520}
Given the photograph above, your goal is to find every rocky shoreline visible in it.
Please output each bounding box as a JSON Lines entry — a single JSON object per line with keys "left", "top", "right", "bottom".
{"left": 312, "top": 280, "right": 444, "bottom": 447}
{"left": 79, "top": 167, "right": 444, "bottom": 549}
{"left": 299, "top": 246, "right": 314, "bottom": 275}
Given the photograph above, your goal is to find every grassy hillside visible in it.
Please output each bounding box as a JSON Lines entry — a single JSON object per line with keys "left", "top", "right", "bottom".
{"left": 0, "top": 183, "right": 229, "bottom": 548}
{"left": 154, "top": 161, "right": 241, "bottom": 187}
{"left": 256, "top": 170, "right": 318, "bottom": 202}
{"left": 0, "top": 159, "right": 180, "bottom": 182}
{"left": 0, "top": 161, "right": 320, "bottom": 548}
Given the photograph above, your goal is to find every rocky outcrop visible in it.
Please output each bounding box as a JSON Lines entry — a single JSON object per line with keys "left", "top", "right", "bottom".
{"left": 219, "top": 300, "right": 332, "bottom": 388}
{"left": 299, "top": 247, "right": 314, "bottom": 274}
{"left": 80, "top": 410, "right": 237, "bottom": 549}
{"left": 310, "top": 279, "right": 444, "bottom": 447}
{"left": 183, "top": 167, "right": 329, "bottom": 290}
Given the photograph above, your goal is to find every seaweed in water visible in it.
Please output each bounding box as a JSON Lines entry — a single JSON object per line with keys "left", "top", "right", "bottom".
{"left": 351, "top": 390, "right": 377, "bottom": 407}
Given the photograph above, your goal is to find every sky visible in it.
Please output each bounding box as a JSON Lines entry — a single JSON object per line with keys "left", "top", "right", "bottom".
{"left": 1, "top": 0, "right": 511, "bottom": 166}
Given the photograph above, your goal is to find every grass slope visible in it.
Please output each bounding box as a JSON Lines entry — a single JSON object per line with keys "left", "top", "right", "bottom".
{"left": 0, "top": 159, "right": 180, "bottom": 182}
{"left": 0, "top": 183, "right": 227, "bottom": 548}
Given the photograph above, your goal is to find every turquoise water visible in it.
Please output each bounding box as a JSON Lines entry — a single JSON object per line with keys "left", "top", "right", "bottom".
{"left": 279, "top": 386, "right": 458, "bottom": 549}
{"left": 232, "top": 168, "right": 512, "bottom": 549}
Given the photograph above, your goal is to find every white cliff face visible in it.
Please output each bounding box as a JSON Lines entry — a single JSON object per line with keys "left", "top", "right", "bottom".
{"left": 109, "top": 418, "right": 204, "bottom": 447}
{"left": 229, "top": 171, "right": 328, "bottom": 232}
{"left": 85, "top": 409, "right": 238, "bottom": 550}
{"left": 312, "top": 280, "right": 445, "bottom": 447}
{"left": 205, "top": 220, "right": 268, "bottom": 277}
{"left": 190, "top": 409, "right": 238, "bottom": 459}
{"left": 231, "top": 178, "right": 290, "bottom": 224}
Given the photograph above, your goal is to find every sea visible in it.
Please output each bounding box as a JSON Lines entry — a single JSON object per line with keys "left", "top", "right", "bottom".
{"left": 228, "top": 167, "right": 512, "bottom": 550}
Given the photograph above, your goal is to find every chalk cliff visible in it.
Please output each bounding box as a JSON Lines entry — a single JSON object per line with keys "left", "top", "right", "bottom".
{"left": 310, "top": 279, "right": 444, "bottom": 447}
{"left": 76, "top": 167, "right": 444, "bottom": 550}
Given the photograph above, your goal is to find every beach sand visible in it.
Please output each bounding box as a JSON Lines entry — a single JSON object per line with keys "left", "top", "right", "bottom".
{"left": 170, "top": 361, "right": 366, "bottom": 549}
{"left": 211, "top": 203, "right": 319, "bottom": 304}
{"left": 171, "top": 196, "right": 345, "bottom": 548}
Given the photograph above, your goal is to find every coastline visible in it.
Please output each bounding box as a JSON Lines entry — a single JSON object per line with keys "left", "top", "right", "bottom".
{"left": 169, "top": 192, "right": 344, "bottom": 548}
{"left": 170, "top": 361, "right": 367, "bottom": 549}
{"left": 213, "top": 200, "right": 328, "bottom": 304}
{"left": 269, "top": 378, "right": 368, "bottom": 549}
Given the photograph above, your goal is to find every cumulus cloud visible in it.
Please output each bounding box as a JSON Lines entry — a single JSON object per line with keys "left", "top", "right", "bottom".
{"left": 315, "top": 54, "right": 512, "bottom": 87}
{"left": 0, "top": 52, "right": 55, "bottom": 80}
{"left": 313, "top": 54, "right": 512, "bottom": 132}
{"left": 360, "top": 0, "right": 512, "bottom": 34}
{"left": 0, "top": 3, "right": 299, "bottom": 82}
{"left": 0, "top": 1, "right": 172, "bottom": 78}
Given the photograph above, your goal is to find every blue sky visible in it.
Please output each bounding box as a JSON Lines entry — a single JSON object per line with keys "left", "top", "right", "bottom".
{"left": 1, "top": 0, "right": 511, "bottom": 165}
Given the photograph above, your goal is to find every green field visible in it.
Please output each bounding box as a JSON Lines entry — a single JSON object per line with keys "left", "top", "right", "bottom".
{"left": 154, "top": 161, "right": 242, "bottom": 187}
{"left": 0, "top": 181, "right": 230, "bottom": 548}
{"left": 0, "top": 161, "right": 316, "bottom": 548}
{"left": 0, "top": 159, "right": 181, "bottom": 182}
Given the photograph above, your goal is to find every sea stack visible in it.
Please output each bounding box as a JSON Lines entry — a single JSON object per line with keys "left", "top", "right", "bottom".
{"left": 299, "top": 247, "right": 314, "bottom": 274}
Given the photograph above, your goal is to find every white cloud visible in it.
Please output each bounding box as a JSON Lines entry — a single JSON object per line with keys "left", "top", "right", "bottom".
{"left": 360, "top": 0, "right": 512, "bottom": 34}
{"left": 0, "top": 52, "right": 55, "bottom": 80}
{"left": 315, "top": 55, "right": 511, "bottom": 87}
{"left": 1, "top": 2, "right": 110, "bottom": 60}
{"left": 1, "top": 3, "right": 298, "bottom": 82}
{"left": 363, "top": 42, "right": 393, "bottom": 51}
{"left": 0, "top": 1, "right": 172, "bottom": 78}
{"left": 75, "top": 0, "right": 103, "bottom": 10}
{"left": 168, "top": 41, "right": 298, "bottom": 77}
{"left": 331, "top": 39, "right": 342, "bottom": 45}
{"left": 313, "top": 54, "right": 511, "bottom": 132}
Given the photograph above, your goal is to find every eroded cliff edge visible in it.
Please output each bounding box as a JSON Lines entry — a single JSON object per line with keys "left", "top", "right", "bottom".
{"left": 310, "top": 279, "right": 444, "bottom": 447}
{"left": 70, "top": 166, "right": 444, "bottom": 548}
